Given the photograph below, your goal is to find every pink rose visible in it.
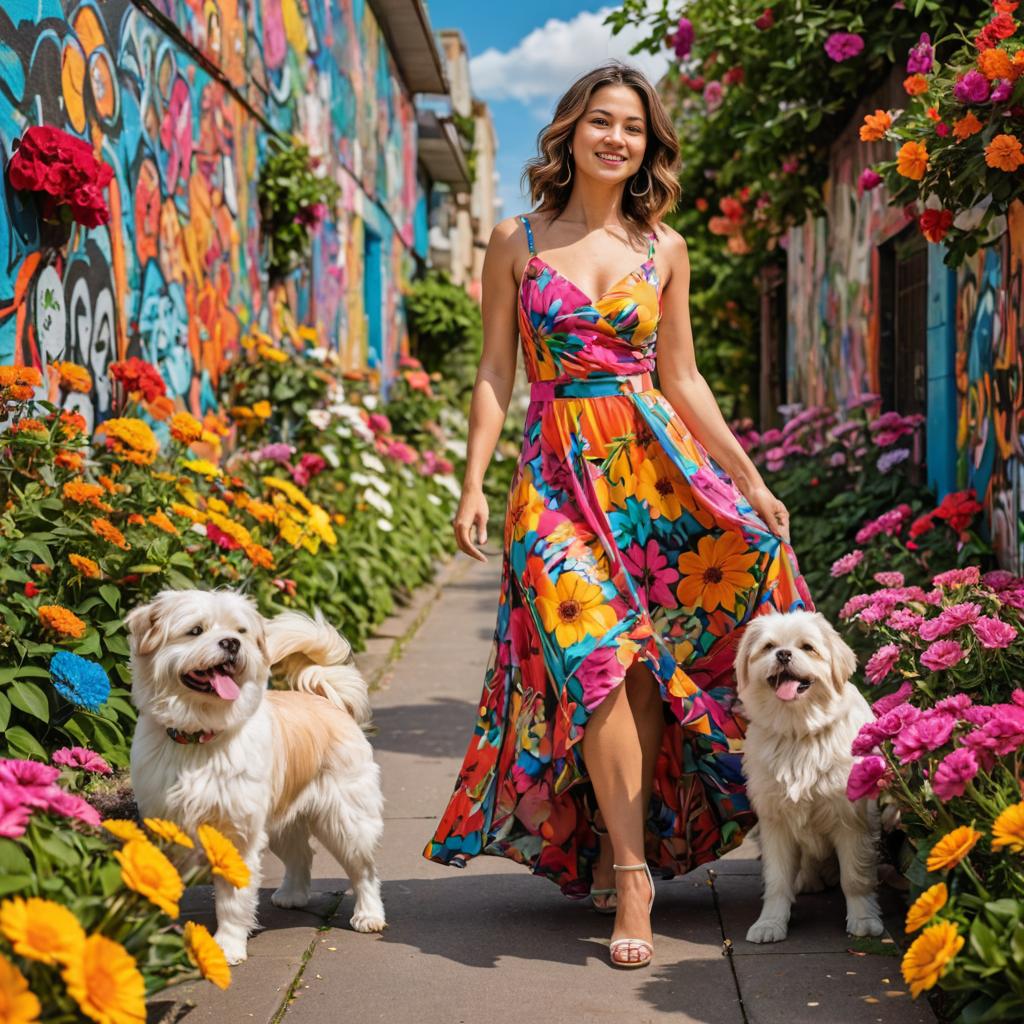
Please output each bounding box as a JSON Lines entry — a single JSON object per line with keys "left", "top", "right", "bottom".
{"left": 972, "top": 615, "right": 1017, "bottom": 649}
{"left": 871, "top": 682, "right": 915, "bottom": 717}
{"left": 873, "top": 571, "right": 905, "bottom": 588}
{"left": 51, "top": 747, "right": 112, "bottom": 775}
{"left": 824, "top": 32, "right": 865, "bottom": 62}
{"left": 846, "top": 756, "right": 890, "bottom": 800}
{"left": 865, "top": 643, "right": 901, "bottom": 685}
{"left": 920, "top": 639, "right": 967, "bottom": 672}
{"left": 933, "top": 566, "right": 981, "bottom": 588}
{"left": 931, "top": 748, "right": 978, "bottom": 801}
{"left": 893, "top": 711, "right": 956, "bottom": 763}
{"left": 830, "top": 550, "right": 864, "bottom": 578}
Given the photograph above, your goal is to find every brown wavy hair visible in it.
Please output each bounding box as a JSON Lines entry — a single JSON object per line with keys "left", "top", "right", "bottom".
{"left": 521, "top": 61, "right": 681, "bottom": 233}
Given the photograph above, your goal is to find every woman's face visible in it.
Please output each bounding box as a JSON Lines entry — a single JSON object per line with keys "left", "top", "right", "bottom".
{"left": 571, "top": 84, "right": 648, "bottom": 186}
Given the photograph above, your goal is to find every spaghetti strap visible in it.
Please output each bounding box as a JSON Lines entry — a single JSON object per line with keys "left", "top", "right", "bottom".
{"left": 520, "top": 214, "right": 536, "bottom": 256}
{"left": 647, "top": 230, "right": 656, "bottom": 261}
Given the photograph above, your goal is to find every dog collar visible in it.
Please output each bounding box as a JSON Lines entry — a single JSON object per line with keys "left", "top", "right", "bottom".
{"left": 166, "top": 727, "right": 218, "bottom": 745}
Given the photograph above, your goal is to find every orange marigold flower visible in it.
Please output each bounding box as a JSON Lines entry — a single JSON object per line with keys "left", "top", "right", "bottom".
{"left": 58, "top": 410, "right": 87, "bottom": 437}
{"left": 252, "top": 400, "right": 272, "bottom": 419}
{"left": 9, "top": 418, "right": 48, "bottom": 437}
{"left": 95, "top": 418, "right": 160, "bottom": 466}
{"left": 926, "top": 106, "right": 941, "bottom": 122}
{"left": 55, "top": 451, "right": 85, "bottom": 471}
{"left": 244, "top": 543, "right": 275, "bottom": 570}
{"left": 896, "top": 140, "right": 929, "bottom": 180}
{"left": 62, "top": 482, "right": 111, "bottom": 509}
{"left": 169, "top": 411, "right": 204, "bottom": 444}
{"left": 68, "top": 553, "right": 101, "bottom": 579}
{"left": 127, "top": 513, "right": 145, "bottom": 526}
{"left": 978, "top": 47, "right": 1014, "bottom": 80}
{"left": 859, "top": 109, "right": 892, "bottom": 142}
{"left": 38, "top": 605, "right": 86, "bottom": 638}
{"left": 91, "top": 517, "right": 130, "bottom": 551}
{"left": 0, "top": 365, "right": 42, "bottom": 388}
{"left": 953, "top": 111, "right": 984, "bottom": 141}
{"left": 7, "top": 384, "right": 34, "bottom": 401}
{"left": 146, "top": 395, "right": 175, "bottom": 421}
{"left": 904, "top": 74, "right": 929, "bottom": 96}
{"left": 148, "top": 510, "right": 178, "bottom": 535}
{"left": 986, "top": 133, "right": 1024, "bottom": 171}
{"left": 50, "top": 361, "right": 93, "bottom": 394}
{"left": 170, "top": 502, "right": 206, "bottom": 524}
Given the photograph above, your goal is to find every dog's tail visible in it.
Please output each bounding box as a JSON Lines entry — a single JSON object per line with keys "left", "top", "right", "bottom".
{"left": 264, "top": 610, "right": 372, "bottom": 727}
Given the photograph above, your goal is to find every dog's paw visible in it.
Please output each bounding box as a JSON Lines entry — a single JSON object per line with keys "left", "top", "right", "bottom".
{"left": 350, "top": 910, "right": 387, "bottom": 933}
{"left": 213, "top": 931, "right": 249, "bottom": 965}
{"left": 847, "top": 914, "right": 884, "bottom": 938}
{"left": 271, "top": 886, "right": 311, "bottom": 909}
{"left": 746, "top": 918, "right": 788, "bottom": 944}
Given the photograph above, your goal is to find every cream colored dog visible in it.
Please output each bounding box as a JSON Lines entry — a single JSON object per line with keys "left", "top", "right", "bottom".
{"left": 736, "top": 610, "right": 882, "bottom": 944}
{"left": 126, "top": 590, "right": 386, "bottom": 964}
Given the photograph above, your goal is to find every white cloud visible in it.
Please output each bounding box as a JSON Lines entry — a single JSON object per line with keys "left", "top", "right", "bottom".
{"left": 469, "top": 8, "right": 670, "bottom": 105}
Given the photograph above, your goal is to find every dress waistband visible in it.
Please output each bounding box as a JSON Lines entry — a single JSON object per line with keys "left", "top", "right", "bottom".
{"left": 529, "top": 372, "right": 653, "bottom": 401}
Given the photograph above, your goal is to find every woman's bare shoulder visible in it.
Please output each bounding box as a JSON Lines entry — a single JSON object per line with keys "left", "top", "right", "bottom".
{"left": 651, "top": 221, "right": 688, "bottom": 257}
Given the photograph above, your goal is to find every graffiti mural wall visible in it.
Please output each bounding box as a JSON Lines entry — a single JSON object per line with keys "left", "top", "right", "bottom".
{"left": 0, "top": 0, "right": 419, "bottom": 425}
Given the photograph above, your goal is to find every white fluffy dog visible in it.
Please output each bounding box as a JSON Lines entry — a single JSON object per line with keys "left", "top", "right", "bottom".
{"left": 126, "top": 589, "right": 386, "bottom": 964}
{"left": 736, "top": 610, "right": 883, "bottom": 944}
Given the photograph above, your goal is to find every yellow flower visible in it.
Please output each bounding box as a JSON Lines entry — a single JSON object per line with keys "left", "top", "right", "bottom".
{"left": 257, "top": 344, "right": 288, "bottom": 363}
{"left": 901, "top": 921, "right": 964, "bottom": 998}
{"left": 307, "top": 506, "right": 337, "bottom": 546}
{"left": 252, "top": 400, "right": 272, "bottom": 419}
{"left": 896, "top": 140, "right": 929, "bottom": 180}
{"left": 991, "top": 800, "right": 1024, "bottom": 853}
{"left": 62, "top": 934, "right": 145, "bottom": 1024}
{"left": 114, "top": 840, "right": 184, "bottom": 917}
{"left": 51, "top": 360, "right": 93, "bottom": 394}
{"left": 170, "top": 501, "right": 206, "bottom": 524}
{"left": 0, "top": 954, "right": 40, "bottom": 1024}
{"left": 69, "top": 553, "right": 102, "bottom": 579}
{"left": 198, "top": 825, "right": 251, "bottom": 888}
{"left": 676, "top": 532, "right": 759, "bottom": 612}
{"left": 0, "top": 897, "right": 85, "bottom": 965}
{"left": 208, "top": 511, "right": 253, "bottom": 548}
{"left": 535, "top": 571, "right": 617, "bottom": 647}
{"left": 181, "top": 458, "right": 221, "bottom": 478}
{"left": 169, "top": 411, "right": 204, "bottom": 444}
{"left": 103, "top": 819, "right": 149, "bottom": 843}
{"left": 96, "top": 417, "right": 159, "bottom": 466}
{"left": 926, "top": 826, "right": 982, "bottom": 873}
{"left": 263, "top": 476, "right": 314, "bottom": 512}
{"left": 143, "top": 818, "right": 194, "bottom": 848}
{"left": 183, "top": 921, "right": 231, "bottom": 990}
{"left": 905, "top": 882, "right": 947, "bottom": 933}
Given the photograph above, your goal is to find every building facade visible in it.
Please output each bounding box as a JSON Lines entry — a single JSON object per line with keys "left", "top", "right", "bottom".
{"left": 776, "top": 65, "right": 1024, "bottom": 569}
{"left": 0, "top": 0, "right": 457, "bottom": 426}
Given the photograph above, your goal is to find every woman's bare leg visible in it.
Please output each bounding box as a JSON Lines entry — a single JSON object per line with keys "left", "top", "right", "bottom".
{"left": 582, "top": 665, "right": 658, "bottom": 953}
{"left": 592, "top": 662, "right": 664, "bottom": 909}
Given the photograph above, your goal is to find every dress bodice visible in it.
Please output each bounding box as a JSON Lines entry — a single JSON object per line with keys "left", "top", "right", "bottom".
{"left": 516, "top": 215, "right": 661, "bottom": 386}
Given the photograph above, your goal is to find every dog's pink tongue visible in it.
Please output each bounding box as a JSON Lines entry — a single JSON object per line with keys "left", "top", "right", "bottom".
{"left": 209, "top": 670, "right": 240, "bottom": 701}
{"left": 775, "top": 679, "right": 801, "bottom": 702}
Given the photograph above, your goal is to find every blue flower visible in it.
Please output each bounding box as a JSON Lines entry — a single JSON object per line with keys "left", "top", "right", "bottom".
{"left": 49, "top": 651, "right": 110, "bottom": 712}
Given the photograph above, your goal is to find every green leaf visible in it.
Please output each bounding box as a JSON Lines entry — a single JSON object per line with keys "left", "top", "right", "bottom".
{"left": 99, "top": 584, "right": 120, "bottom": 612}
{"left": 2, "top": 726, "right": 48, "bottom": 760}
{"left": 0, "top": 694, "right": 9, "bottom": 732}
{"left": 8, "top": 680, "right": 50, "bottom": 722}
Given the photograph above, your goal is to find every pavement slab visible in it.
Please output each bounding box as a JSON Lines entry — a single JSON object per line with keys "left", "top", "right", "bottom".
{"left": 153, "top": 550, "right": 937, "bottom": 1024}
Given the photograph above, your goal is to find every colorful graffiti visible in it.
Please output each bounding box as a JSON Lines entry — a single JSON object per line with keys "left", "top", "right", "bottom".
{"left": 0, "top": 0, "right": 419, "bottom": 422}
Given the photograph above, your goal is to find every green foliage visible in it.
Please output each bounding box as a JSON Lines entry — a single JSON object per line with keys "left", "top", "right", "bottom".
{"left": 257, "top": 142, "right": 341, "bottom": 282}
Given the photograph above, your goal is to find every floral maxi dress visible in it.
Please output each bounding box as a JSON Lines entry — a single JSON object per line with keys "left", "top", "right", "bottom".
{"left": 423, "top": 215, "right": 811, "bottom": 895}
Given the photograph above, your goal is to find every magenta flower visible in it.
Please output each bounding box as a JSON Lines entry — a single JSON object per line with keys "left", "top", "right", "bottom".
{"left": 865, "top": 643, "right": 901, "bottom": 685}
{"left": 992, "top": 78, "right": 1013, "bottom": 104}
{"left": 0, "top": 759, "right": 60, "bottom": 787}
{"left": 0, "top": 787, "right": 32, "bottom": 838}
{"left": 970, "top": 705, "right": 1024, "bottom": 757}
{"left": 906, "top": 32, "right": 933, "bottom": 75}
{"left": 830, "top": 550, "right": 864, "bottom": 578}
{"left": 781, "top": 157, "right": 799, "bottom": 174}
{"left": 872, "top": 682, "right": 914, "bottom": 717}
{"left": 825, "top": 32, "right": 864, "bottom": 62}
{"left": 972, "top": 615, "right": 1017, "bottom": 649}
{"left": 874, "top": 571, "right": 905, "bottom": 588}
{"left": 290, "top": 452, "right": 328, "bottom": 487}
{"left": 888, "top": 608, "right": 924, "bottom": 634}
{"left": 935, "top": 694, "right": 973, "bottom": 716}
{"left": 674, "top": 16, "right": 695, "bottom": 59}
{"left": 839, "top": 592, "right": 875, "bottom": 620}
{"left": 893, "top": 711, "right": 956, "bottom": 763}
{"left": 704, "top": 80, "right": 723, "bottom": 112}
{"left": 858, "top": 168, "right": 883, "bottom": 193}
{"left": 829, "top": 451, "right": 847, "bottom": 467}
{"left": 984, "top": 570, "right": 1020, "bottom": 591}
{"left": 847, "top": 756, "right": 891, "bottom": 800}
{"left": 931, "top": 748, "right": 978, "bottom": 801}
{"left": 847, "top": 392, "right": 881, "bottom": 410}
{"left": 921, "top": 639, "right": 967, "bottom": 672}
{"left": 51, "top": 747, "right": 112, "bottom": 775}
{"left": 385, "top": 440, "right": 417, "bottom": 465}
{"left": 933, "top": 566, "right": 981, "bottom": 588}
{"left": 46, "top": 789, "right": 101, "bottom": 827}
{"left": 919, "top": 603, "right": 982, "bottom": 641}
{"left": 621, "top": 538, "right": 679, "bottom": 609}
{"left": 368, "top": 412, "right": 392, "bottom": 435}
{"left": 954, "top": 70, "right": 991, "bottom": 104}
{"left": 251, "top": 442, "right": 294, "bottom": 466}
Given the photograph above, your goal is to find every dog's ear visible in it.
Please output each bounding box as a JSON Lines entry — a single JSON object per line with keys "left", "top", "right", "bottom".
{"left": 735, "top": 616, "right": 766, "bottom": 694}
{"left": 124, "top": 601, "right": 164, "bottom": 657}
{"left": 819, "top": 615, "right": 857, "bottom": 693}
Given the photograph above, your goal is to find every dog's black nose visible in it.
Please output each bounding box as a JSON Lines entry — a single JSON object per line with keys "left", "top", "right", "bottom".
{"left": 219, "top": 636, "right": 240, "bottom": 656}
{"left": 774, "top": 648, "right": 792, "bottom": 664}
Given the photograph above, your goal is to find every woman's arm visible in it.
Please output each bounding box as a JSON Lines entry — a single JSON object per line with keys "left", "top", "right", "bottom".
{"left": 654, "top": 227, "right": 790, "bottom": 541}
{"left": 452, "top": 217, "right": 522, "bottom": 561}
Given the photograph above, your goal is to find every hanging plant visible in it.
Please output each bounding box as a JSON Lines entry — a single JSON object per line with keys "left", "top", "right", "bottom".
{"left": 258, "top": 142, "right": 341, "bottom": 283}
{"left": 5, "top": 125, "right": 113, "bottom": 246}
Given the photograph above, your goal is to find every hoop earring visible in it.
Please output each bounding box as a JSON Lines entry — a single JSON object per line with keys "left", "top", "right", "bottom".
{"left": 556, "top": 147, "right": 573, "bottom": 188}
{"left": 629, "top": 165, "right": 652, "bottom": 197}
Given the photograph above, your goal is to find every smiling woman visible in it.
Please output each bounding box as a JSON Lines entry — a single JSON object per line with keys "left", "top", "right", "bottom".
{"left": 425, "top": 60, "right": 812, "bottom": 972}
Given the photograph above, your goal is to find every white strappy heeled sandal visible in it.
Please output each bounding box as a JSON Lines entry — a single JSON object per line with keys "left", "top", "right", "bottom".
{"left": 590, "top": 823, "right": 617, "bottom": 914}
{"left": 608, "top": 862, "right": 654, "bottom": 969}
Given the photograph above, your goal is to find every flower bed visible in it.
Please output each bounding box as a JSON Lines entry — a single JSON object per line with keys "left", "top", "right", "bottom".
{"left": 0, "top": 340, "right": 463, "bottom": 766}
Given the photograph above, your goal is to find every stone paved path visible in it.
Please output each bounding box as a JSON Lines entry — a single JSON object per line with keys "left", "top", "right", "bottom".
{"left": 155, "top": 552, "right": 937, "bottom": 1024}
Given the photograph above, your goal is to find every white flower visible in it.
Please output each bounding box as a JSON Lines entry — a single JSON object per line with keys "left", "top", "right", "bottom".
{"left": 191, "top": 523, "right": 207, "bottom": 537}
{"left": 436, "top": 475, "right": 461, "bottom": 499}
{"left": 350, "top": 471, "right": 391, "bottom": 495}
{"left": 362, "top": 394, "right": 378, "bottom": 410}
{"left": 320, "top": 442, "right": 340, "bottom": 468}
{"left": 360, "top": 452, "right": 386, "bottom": 474}
{"left": 308, "top": 347, "right": 329, "bottom": 363}
{"left": 307, "top": 409, "right": 331, "bottom": 430}
{"left": 445, "top": 437, "right": 468, "bottom": 459}
{"left": 376, "top": 517, "right": 394, "bottom": 532}
{"left": 427, "top": 493, "right": 442, "bottom": 506}
{"left": 363, "top": 489, "right": 394, "bottom": 518}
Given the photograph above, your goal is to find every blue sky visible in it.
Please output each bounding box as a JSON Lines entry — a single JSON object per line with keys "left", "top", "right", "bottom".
{"left": 425, "top": 3, "right": 670, "bottom": 220}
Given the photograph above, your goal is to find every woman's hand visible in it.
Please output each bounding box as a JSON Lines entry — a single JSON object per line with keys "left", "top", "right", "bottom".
{"left": 453, "top": 487, "right": 489, "bottom": 562}
{"left": 745, "top": 482, "right": 790, "bottom": 543}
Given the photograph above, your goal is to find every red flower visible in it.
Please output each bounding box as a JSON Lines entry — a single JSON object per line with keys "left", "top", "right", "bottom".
{"left": 934, "top": 489, "right": 983, "bottom": 534}
{"left": 919, "top": 209, "right": 954, "bottom": 243}
{"left": 205, "top": 523, "right": 241, "bottom": 551}
{"left": 754, "top": 8, "right": 774, "bottom": 30}
{"left": 24, "top": 581, "right": 39, "bottom": 598}
{"left": 909, "top": 513, "right": 935, "bottom": 540}
{"left": 110, "top": 358, "right": 167, "bottom": 402}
